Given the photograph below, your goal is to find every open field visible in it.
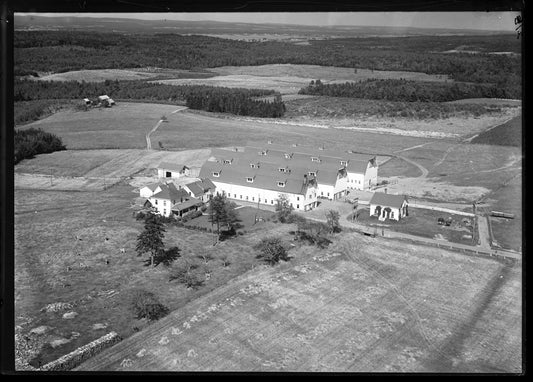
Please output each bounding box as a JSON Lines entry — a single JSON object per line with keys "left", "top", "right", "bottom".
{"left": 150, "top": 63, "right": 452, "bottom": 96}
{"left": 29, "top": 68, "right": 216, "bottom": 82}
{"left": 211, "top": 64, "right": 452, "bottom": 83}
{"left": 19, "top": 102, "right": 435, "bottom": 152}
{"left": 14, "top": 149, "right": 211, "bottom": 191}
{"left": 76, "top": 233, "right": 521, "bottom": 372}
{"left": 471, "top": 115, "right": 522, "bottom": 147}
{"left": 14, "top": 182, "right": 289, "bottom": 368}
{"left": 17, "top": 103, "right": 186, "bottom": 150}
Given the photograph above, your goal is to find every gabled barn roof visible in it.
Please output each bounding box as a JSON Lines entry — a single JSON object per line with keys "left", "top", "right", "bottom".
{"left": 369, "top": 193, "right": 408, "bottom": 209}
{"left": 158, "top": 162, "right": 189, "bottom": 172}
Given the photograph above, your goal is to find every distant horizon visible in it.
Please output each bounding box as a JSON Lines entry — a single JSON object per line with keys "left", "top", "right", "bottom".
{"left": 16, "top": 12, "right": 521, "bottom": 33}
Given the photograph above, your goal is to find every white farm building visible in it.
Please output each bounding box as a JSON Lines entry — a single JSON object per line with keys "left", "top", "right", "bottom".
{"left": 199, "top": 143, "right": 379, "bottom": 210}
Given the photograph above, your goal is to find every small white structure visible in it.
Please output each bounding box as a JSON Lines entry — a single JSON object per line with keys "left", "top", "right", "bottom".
{"left": 346, "top": 156, "right": 378, "bottom": 190}
{"left": 97, "top": 95, "right": 115, "bottom": 107}
{"left": 157, "top": 162, "right": 190, "bottom": 179}
{"left": 83, "top": 98, "right": 91, "bottom": 106}
{"left": 369, "top": 192, "right": 408, "bottom": 221}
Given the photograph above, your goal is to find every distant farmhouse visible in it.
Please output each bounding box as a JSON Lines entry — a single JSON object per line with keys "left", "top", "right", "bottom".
{"left": 199, "top": 142, "right": 378, "bottom": 211}
{"left": 369, "top": 192, "right": 408, "bottom": 221}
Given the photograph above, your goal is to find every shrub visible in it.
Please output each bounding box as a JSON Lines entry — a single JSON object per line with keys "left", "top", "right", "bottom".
{"left": 254, "top": 236, "right": 289, "bottom": 265}
{"left": 130, "top": 290, "right": 169, "bottom": 321}
{"left": 168, "top": 258, "right": 206, "bottom": 289}
{"left": 144, "top": 246, "right": 180, "bottom": 267}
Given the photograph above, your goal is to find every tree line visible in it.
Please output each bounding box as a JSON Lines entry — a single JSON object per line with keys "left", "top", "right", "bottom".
{"left": 298, "top": 78, "right": 519, "bottom": 102}
{"left": 14, "top": 31, "right": 521, "bottom": 96}
{"left": 14, "top": 128, "right": 66, "bottom": 164}
{"left": 14, "top": 79, "right": 285, "bottom": 118}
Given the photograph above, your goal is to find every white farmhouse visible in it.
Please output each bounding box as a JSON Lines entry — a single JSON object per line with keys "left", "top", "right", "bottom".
{"left": 157, "top": 162, "right": 190, "bottom": 179}
{"left": 369, "top": 192, "right": 408, "bottom": 221}
{"left": 147, "top": 183, "right": 190, "bottom": 217}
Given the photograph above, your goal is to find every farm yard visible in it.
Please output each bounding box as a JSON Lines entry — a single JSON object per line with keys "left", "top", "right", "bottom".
{"left": 351, "top": 207, "right": 475, "bottom": 245}
{"left": 75, "top": 233, "right": 522, "bottom": 372}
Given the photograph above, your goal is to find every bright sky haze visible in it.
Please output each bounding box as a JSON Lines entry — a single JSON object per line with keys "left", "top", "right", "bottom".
{"left": 18, "top": 12, "right": 521, "bottom": 32}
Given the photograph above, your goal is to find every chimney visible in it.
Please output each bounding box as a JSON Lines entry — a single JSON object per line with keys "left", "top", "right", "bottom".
{"left": 385, "top": 188, "right": 387, "bottom": 194}
{"left": 303, "top": 174, "right": 308, "bottom": 185}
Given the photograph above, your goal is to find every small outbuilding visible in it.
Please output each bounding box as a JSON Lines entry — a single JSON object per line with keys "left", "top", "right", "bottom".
{"left": 157, "top": 162, "right": 190, "bottom": 179}
{"left": 369, "top": 192, "right": 408, "bottom": 221}
{"left": 139, "top": 183, "right": 164, "bottom": 198}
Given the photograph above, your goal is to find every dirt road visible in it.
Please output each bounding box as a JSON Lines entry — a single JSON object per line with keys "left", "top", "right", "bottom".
{"left": 146, "top": 107, "right": 187, "bottom": 150}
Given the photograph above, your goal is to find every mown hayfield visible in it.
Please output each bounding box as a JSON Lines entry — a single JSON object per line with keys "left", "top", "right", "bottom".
{"left": 18, "top": 103, "right": 186, "bottom": 150}
{"left": 211, "top": 64, "right": 451, "bottom": 83}
{"left": 32, "top": 69, "right": 161, "bottom": 82}
{"left": 14, "top": 183, "right": 288, "bottom": 368}
{"left": 75, "top": 233, "right": 522, "bottom": 372}
{"left": 15, "top": 149, "right": 211, "bottom": 179}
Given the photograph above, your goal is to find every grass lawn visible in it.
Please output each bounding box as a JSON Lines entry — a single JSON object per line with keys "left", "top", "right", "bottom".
{"left": 350, "top": 207, "right": 475, "bottom": 245}
{"left": 76, "top": 232, "right": 522, "bottom": 372}
{"left": 183, "top": 206, "right": 275, "bottom": 232}
{"left": 14, "top": 183, "right": 290, "bottom": 368}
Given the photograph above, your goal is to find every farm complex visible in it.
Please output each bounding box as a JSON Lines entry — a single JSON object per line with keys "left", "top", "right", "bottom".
{"left": 12, "top": 13, "right": 522, "bottom": 375}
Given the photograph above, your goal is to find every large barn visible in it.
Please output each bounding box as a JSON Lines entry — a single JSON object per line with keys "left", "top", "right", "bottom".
{"left": 198, "top": 143, "right": 378, "bottom": 210}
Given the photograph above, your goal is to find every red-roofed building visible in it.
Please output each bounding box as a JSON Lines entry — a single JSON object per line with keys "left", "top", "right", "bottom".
{"left": 369, "top": 192, "right": 408, "bottom": 221}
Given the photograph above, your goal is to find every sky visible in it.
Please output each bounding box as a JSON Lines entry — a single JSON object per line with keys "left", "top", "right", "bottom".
{"left": 18, "top": 12, "right": 521, "bottom": 32}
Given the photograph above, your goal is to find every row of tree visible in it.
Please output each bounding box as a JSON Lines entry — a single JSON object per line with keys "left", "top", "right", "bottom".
{"left": 15, "top": 31, "right": 521, "bottom": 94}
{"left": 185, "top": 91, "right": 285, "bottom": 118}
{"left": 14, "top": 127, "right": 66, "bottom": 164}
{"left": 14, "top": 79, "right": 285, "bottom": 118}
{"left": 298, "top": 78, "right": 520, "bottom": 102}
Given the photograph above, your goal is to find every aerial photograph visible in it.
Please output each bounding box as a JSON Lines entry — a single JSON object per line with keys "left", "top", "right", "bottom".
{"left": 11, "top": 8, "right": 522, "bottom": 374}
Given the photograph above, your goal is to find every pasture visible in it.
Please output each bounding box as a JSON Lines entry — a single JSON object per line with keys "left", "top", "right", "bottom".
{"left": 31, "top": 68, "right": 216, "bottom": 82}
{"left": 75, "top": 233, "right": 522, "bottom": 372}
{"left": 14, "top": 183, "right": 288, "bottom": 368}
{"left": 211, "top": 64, "right": 452, "bottom": 83}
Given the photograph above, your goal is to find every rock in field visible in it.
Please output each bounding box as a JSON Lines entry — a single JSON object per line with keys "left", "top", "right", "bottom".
{"left": 92, "top": 323, "right": 108, "bottom": 330}
{"left": 62, "top": 311, "right": 78, "bottom": 319}
{"left": 29, "top": 326, "right": 51, "bottom": 335}
{"left": 49, "top": 337, "right": 71, "bottom": 348}
{"left": 41, "top": 302, "right": 73, "bottom": 313}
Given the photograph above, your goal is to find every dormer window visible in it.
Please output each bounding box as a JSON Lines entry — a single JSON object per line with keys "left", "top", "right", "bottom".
{"left": 250, "top": 163, "right": 256, "bottom": 168}
{"left": 308, "top": 171, "right": 316, "bottom": 177}
{"left": 213, "top": 172, "right": 220, "bottom": 177}
{"left": 277, "top": 181, "right": 286, "bottom": 187}
{"left": 279, "top": 167, "right": 286, "bottom": 173}
{"left": 259, "top": 150, "right": 268, "bottom": 156}
{"left": 340, "top": 160, "right": 347, "bottom": 166}
{"left": 311, "top": 157, "right": 320, "bottom": 162}
{"left": 267, "top": 140, "right": 273, "bottom": 144}
{"left": 291, "top": 143, "right": 298, "bottom": 147}
{"left": 246, "top": 177, "right": 254, "bottom": 183}
{"left": 223, "top": 159, "right": 232, "bottom": 164}
{"left": 284, "top": 153, "right": 293, "bottom": 159}
{"left": 318, "top": 146, "right": 325, "bottom": 151}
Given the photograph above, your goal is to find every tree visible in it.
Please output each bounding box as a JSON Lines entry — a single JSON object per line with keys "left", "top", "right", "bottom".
{"left": 275, "top": 194, "right": 293, "bottom": 223}
{"left": 255, "top": 237, "right": 289, "bottom": 265}
{"left": 208, "top": 194, "right": 240, "bottom": 237}
{"left": 326, "top": 210, "right": 341, "bottom": 233}
{"left": 129, "top": 289, "right": 169, "bottom": 321}
{"left": 136, "top": 213, "right": 166, "bottom": 267}
{"left": 145, "top": 246, "right": 180, "bottom": 267}
{"left": 168, "top": 257, "right": 206, "bottom": 288}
